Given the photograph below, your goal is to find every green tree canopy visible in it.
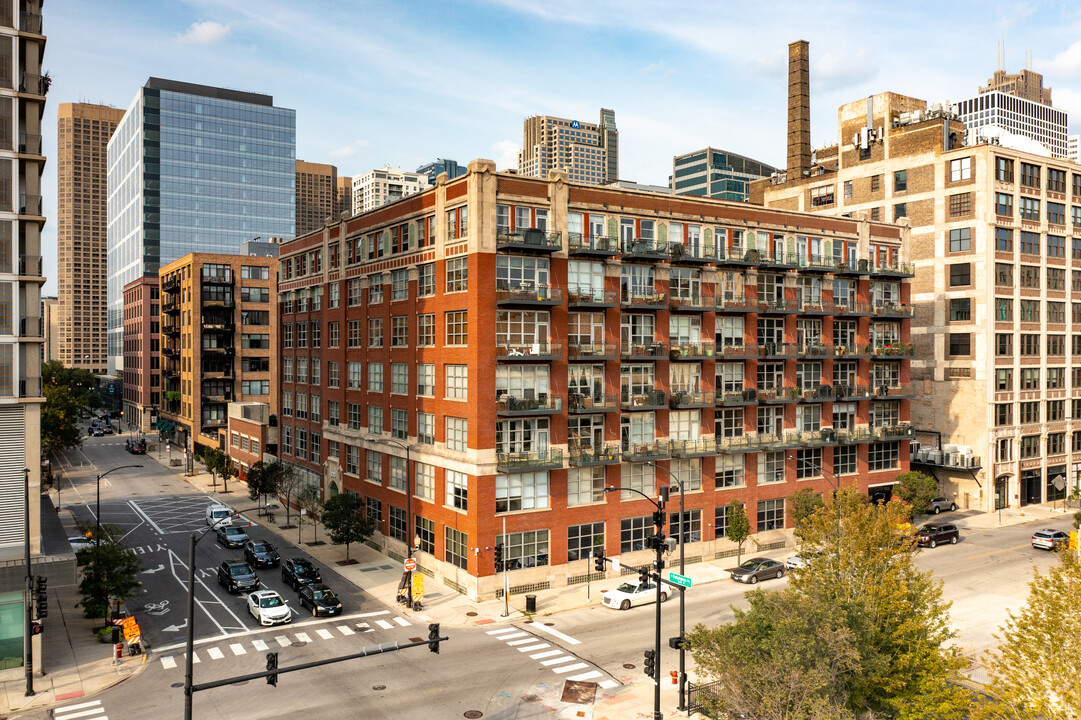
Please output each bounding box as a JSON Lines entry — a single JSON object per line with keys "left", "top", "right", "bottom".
{"left": 78, "top": 533, "right": 143, "bottom": 622}
{"left": 41, "top": 383, "right": 84, "bottom": 454}
{"left": 725, "top": 500, "right": 750, "bottom": 564}
{"left": 42, "top": 360, "right": 103, "bottom": 412}
{"left": 788, "top": 487, "right": 825, "bottom": 542}
{"left": 893, "top": 470, "right": 939, "bottom": 516}
{"left": 321, "top": 493, "right": 374, "bottom": 561}
{"left": 297, "top": 484, "right": 323, "bottom": 543}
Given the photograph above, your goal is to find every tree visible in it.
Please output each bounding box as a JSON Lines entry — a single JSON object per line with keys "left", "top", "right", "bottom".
{"left": 219, "top": 452, "right": 236, "bottom": 494}
{"left": 788, "top": 487, "right": 825, "bottom": 543}
{"left": 296, "top": 484, "right": 323, "bottom": 543}
{"left": 41, "top": 384, "right": 83, "bottom": 454}
{"left": 321, "top": 494, "right": 374, "bottom": 561}
{"left": 42, "top": 360, "right": 103, "bottom": 414}
{"left": 725, "top": 500, "right": 750, "bottom": 564}
{"left": 894, "top": 470, "right": 939, "bottom": 516}
{"left": 274, "top": 461, "right": 303, "bottom": 528}
{"left": 78, "top": 535, "right": 143, "bottom": 622}
{"left": 975, "top": 554, "right": 1081, "bottom": 720}
{"left": 247, "top": 461, "right": 279, "bottom": 513}
{"left": 202, "top": 447, "right": 224, "bottom": 488}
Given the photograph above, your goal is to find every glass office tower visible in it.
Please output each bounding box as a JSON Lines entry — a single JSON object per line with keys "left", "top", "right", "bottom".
{"left": 107, "top": 78, "right": 295, "bottom": 372}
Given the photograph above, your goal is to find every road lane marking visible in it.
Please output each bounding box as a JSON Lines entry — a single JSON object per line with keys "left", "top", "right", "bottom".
{"left": 486, "top": 627, "right": 518, "bottom": 636}
{"left": 230, "top": 643, "right": 246, "bottom": 655}
{"left": 497, "top": 631, "right": 529, "bottom": 640}
{"left": 355, "top": 610, "right": 391, "bottom": 617}
{"left": 252, "top": 639, "right": 268, "bottom": 651}
{"left": 541, "top": 656, "right": 577, "bottom": 666}
{"left": 316, "top": 628, "right": 334, "bottom": 640}
{"left": 568, "top": 670, "right": 602, "bottom": 681}
{"left": 56, "top": 700, "right": 101, "bottom": 712}
{"left": 506, "top": 638, "right": 538, "bottom": 646}
{"left": 375, "top": 619, "right": 394, "bottom": 630}
{"left": 337, "top": 625, "right": 355, "bottom": 636}
{"left": 530, "top": 649, "right": 562, "bottom": 659}
{"left": 191, "top": 652, "right": 200, "bottom": 663}
{"left": 207, "top": 647, "right": 224, "bottom": 660}
{"left": 599, "top": 680, "right": 619, "bottom": 689}
{"left": 356, "top": 622, "right": 374, "bottom": 632}
{"left": 530, "top": 623, "right": 581, "bottom": 645}
{"left": 517, "top": 643, "right": 549, "bottom": 652}
{"left": 164, "top": 548, "right": 247, "bottom": 636}
{"left": 295, "top": 632, "right": 312, "bottom": 643}
{"left": 160, "top": 656, "right": 177, "bottom": 669}
{"left": 54, "top": 709, "right": 106, "bottom": 720}
{"left": 275, "top": 636, "right": 290, "bottom": 647}
{"left": 553, "top": 662, "right": 589, "bottom": 674}
{"left": 393, "top": 616, "right": 411, "bottom": 626}
{"left": 128, "top": 500, "right": 165, "bottom": 535}
{"left": 154, "top": 611, "right": 397, "bottom": 653}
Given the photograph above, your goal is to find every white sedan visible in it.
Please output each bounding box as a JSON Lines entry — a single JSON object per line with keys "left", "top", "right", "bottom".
{"left": 601, "top": 581, "right": 668, "bottom": 610}
{"left": 247, "top": 590, "right": 292, "bottom": 626}
{"left": 785, "top": 554, "right": 809, "bottom": 570}
{"left": 68, "top": 536, "right": 94, "bottom": 552}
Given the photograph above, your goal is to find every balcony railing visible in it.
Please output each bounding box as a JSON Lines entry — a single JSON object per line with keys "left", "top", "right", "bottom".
{"left": 162, "top": 346, "right": 180, "bottom": 357}
{"left": 757, "top": 298, "right": 797, "bottom": 313}
{"left": 162, "top": 277, "right": 180, "bottom": 292}
{"left": 756, "top": 342, "right": 798, "bottom": 358}
{"left": 832, "top": 301, "right": 871, "bottom": 316}
{"left": 18, "top": 255, "right": 42, "bottom": 276}
{"left": 568, "top": 443, "right": 620, "bottom": 466}
{"left": 21, "top": 11, "right": 44, "bottom": 34}
{"left": 716, "top": 433, "right": 770, "bottom": 453}
{"left": 620, "top": 388, "right": 667, "bottom": 410}
{"left": 201, "top": 274, "right": 234, "bottom": 287}
{"left": 496, "top": 449, "right": 564, "bottom": 472}
{"left": 620, "top": 341, "right": 668, "bottom": 359}
{"left": 871, "top": 383, "right": 913, "bottom": 398}
{"left": 568, "top": 342, "right": 617, "bottom": 360}
{"left": 568, "top": 392, "right": 618, "bottom": 413}
{"left": 716, "top": 388, "right": 758, "bottom": 405}
{"left": 620, "top": 290, "right": 668, "bottom": 309}
{"left": 868, "top": 342, "right": 913, "bottom": 357}
{"left": 19, "top": 316, "right": 42, "bottom": 338}
{"left": 621, "top": 238, "right": 670, "bottom": 260}
{"left": 835, "top": 426, "right": 875, "bottom": 444}
{"left": 201, "top": 394, "right": 234, "bottom": 404}
{"left": 833, "top": 385, "right": 872, "bottom": 400}
{"left": 796, "top": 343, "right": 832, "bottom": 358}
{"left": 669, "top": 294, "right": 714, "bottom": 312}
{"left": 18, "top": 133, "right": 42, "bottom": 155}
{"left": 496, "top": 342, "right": 562, "bottom": 361}
{"left": 871, "top": 302, "right": 915, "bottom": 318}
{"left": 497, "top": 229, "right": 562, "bottom": 252}
{"left": 202, "top": 347, "right": 236, "bottom": 356}
{"left": 670, "top": 390, "right": 715, "bottom": 408}
{"left": 834, "top": 258, "right": 872, "bottom": 275}
{"left": 796, "top": 301, "right": 833, "bottom": 315}
{"left": 714, "top": 295, "right": 757, "bottom": 312}
{"left": 715, "top": 343, "right": 754, "bottom": 359}
{"left": 760, "top": 252, "right": 800, "bottom": 269}
{"left": 201, "top": 418, "right": 228, "bottom": 429}
{"left": 871, "top": 423, "right": 916, "bottom": 441}
{"left": 19, "top": 193, "right": 42, "bottom": 216}
{"left": 669, "top": 437, "right": 717, "bottom": 457}
{"left": 669, "top": 342, "right": 715, "bottom": 360}
{"left": 757, "top": 386, "right": 798, "bottom": 403}
{"left": 871, "top": 261, "right": 915, "bottom": 277}
{"left": 495, "top": 284, "right": 563, "bottom": 306}
{"left": 19, "top": 72, "right": 46, "bottom": 96}
{"left": 202, "top": 322, "right": 235, "bottom": 333}
{"left": 798, "top": 255, "right": 837, "bottom": 273}
{"left": 568, "top": 233, "right": 619, "bottom": 256}
{"left": 716, "top": 247, "right": 760, "bottom": 265}
{"left": 496, "top": 394, "right": 562, "bottom": 416}
{"left": 568, "top": 287, "right": 618, "bottom": 307}
{"left": 669, "top": 241, "right": 719, "bottom": 264}
{"left": 621, "top": 441, "right": 670, "bottom": 462}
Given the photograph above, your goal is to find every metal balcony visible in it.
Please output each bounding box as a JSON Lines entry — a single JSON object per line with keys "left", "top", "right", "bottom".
{"left": 620, "top": 388, "right": 667, "bottom": 411}
{"left": 670, "top": 390, "right": 715, "bottom": 409}
{"left": 162, "top": 323, "right": 181, "bottom": 337}
{"left": 162, "top": 346, "right": 180, "bottom": 357}
{"left": 670, "top": 342, "right": 715, "bottom": 360}
{"left": 833, "top": 385, "right": 872, "bottom": 400}
{"left": 568, "top": 444, "right": 620, "bottom": 467}
{"left": 621, "top": 441, "right": 671, "bottom": 462}
{"left": 871, "top": 383, "right": 913, "bottom": 399}
{"left": 161, "top": 277, "right": 180, "bottom": 292}
{"left": 568, "top": 233, "right": 619, "bottom": 257}
{"left": 19, "top": 193, "right": 42, "bottom": 216}
{"left": 669, "top": 241, "right": 719, "bottom": 264}
{"left": 568, "top": 392, "right": 618, "bottom": 413}
{"left": 162, "top": 301, "right": 181, "bottom": 315}
{"left": 669, "top": 294, "right": 713, "bottom": 312}
{"left": 20, "top": 11, "right": 43, "bottom": 34}
{"left": 19, "top": 376, "right": 42, "bottom": 397}
{"left": 620, "top": 341, "right": 668, "bottom": 360}
{"left": 833, "top": 343, "right": 869, "bottom": 359}
{"left": 18, "top": 133, "right": 42, "bottom": 155}
{"left": 669, "top": 437, "right": 717, "bottom": 458}
{"left": 620, "top": 290, "right": 668, "bottom": 309}
{"left": 796, "top": 343, "right": 832, "bottom": 358}
{"left": 834, "top": 258, "right": 872, "bottom": 276}
{"left": 19, "top": 255, "right": 42, "bottom": 276}
{"left": 831, "top": 302, "right": 872, "bottom": 317}
{"left": 497, "top": 229, "right": 562, "bottom": 253}
{"left": 796, "top": 301, "right": 833, "bottom": 316}
{"left": 496, "top": 342, "right": 562, "bottom": 361}
{"left": 716, "top": 388, "right": 758, "bottom": 406}
{"left": 760, "top": 252, "right": 800, "bottom": 269}
{"left": 202, "top": 347, "right": 236, "bottom": 357}
{"left": 757, "top": 386, "right": 799, "bottom": 403}
{"left": 201, "top": 394, "right": 234, "bottom": 404}
{"left": 798, "top": 255, "right": 837, "bottom": 273}
{"left": 757, "top": 298, "right": 798, "bottom": 314}
{"left": 201, "top": 275, "right": 235, "bottom": 287}
{"left": 568, "top": 342, "right": 617, "bottom": 360}
{"left": 19, "top": 316, "right": 42, "bottom": 338}
{"left": 714, "top": 295, "right": 756, "bottom": 313}
{"left": 621, "top": 238, "right": 670, "bottom": 261}
{"left": 715, "top": 343, "right": 755, "bottom": 360}
{"left": 496, "top": 284, "right": 563, "bottom": 307}
{"left": 871, "top": 302, "right": 915, "bottom": 318}
{"left": 796, "top": 385, "right": 837, "bottom": 402}
{"left": 496, "top": 449, "right": 564, "bottom": 472}
{"left": 496, "top": 394, "right": 562, "bottom": 416}
{"left": 870, "top": 261, "right": 915, "bottom": 278}
{"left": 868, "top": 343, "right": 913, "bottom": 358}
{"left": 716, "top": 434, "right": 768, "bottom": 453}
{"left": 716, "top": 247, "right": 760, "bottom": 266}
{"left": 756, "top": 343, "right": 798, "bottom": 358}
{"left": 871, "top": 423, "right": 916, "bottom": 441}
{"left": 568, "top": 288, "right": 618, "bottom": 308}
{"left": 19, "top": 72, "right": 46, "bottom": 96}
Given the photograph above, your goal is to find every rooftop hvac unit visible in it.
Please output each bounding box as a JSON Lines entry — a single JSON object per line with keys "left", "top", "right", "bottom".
{"left": 909, "top": 440, "right": 921, "bottom": 459}
{"left": 917, "top": 448, "right": 932, "bottom": 462}
{"left": 942, "top": 443, "right": 959, "bottom": 454}
{"left": 947, "top": 452, "right": 960, "bottom": 467}
{"left": 964, "top": 455, "right": 977, "bottom": 468}
{"left": 928, "top": 450, "right": 943, "bottom": 464}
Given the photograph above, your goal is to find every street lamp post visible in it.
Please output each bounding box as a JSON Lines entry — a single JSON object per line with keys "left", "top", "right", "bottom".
{"left": 184, "top": 504, "right": 275, "bottom": 720}
{"left": 96, "top": 465, "right": 143, "bottom": 546}
{"left": 646, "top": 460, "right": 688, "bottom": 712}
{"left": 365, "top": 436, "right": 415, "bottom": 609}
{"left": 23, "top": 467, "right": 33, "bottom": 696}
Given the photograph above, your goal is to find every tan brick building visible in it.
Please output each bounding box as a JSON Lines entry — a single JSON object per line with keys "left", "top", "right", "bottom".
{"left": 755, "top": 90, "right": 1081, "bottom": 512}
{"left": 157, "top": 253, "right": 278, "bottom": 457}
{"left": 296, "top": 160, "right": 341, "bottom": 236}
{"left": 56, "top": 103, "right": 125, "bottom": 373}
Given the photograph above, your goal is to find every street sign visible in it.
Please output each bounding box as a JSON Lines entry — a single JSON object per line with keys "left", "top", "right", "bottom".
{"left": 611, "top": 557, "right": 621, "bottom": 572}
{"left": 404, "top": 558, "right": 417, "bottom": 572}
{"left": 668, "top": 572, "right": 692, "bottom": 588}
{"left": 411, "top": 573, "right": 425, "bottom": 601}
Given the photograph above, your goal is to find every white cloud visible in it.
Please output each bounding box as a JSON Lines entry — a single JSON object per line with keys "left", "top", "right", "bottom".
{"left": 177, "top": 20, "right": 232, "bottom": 45}
{"left": 329, "top": 139, "right": 370, "bottom": 159}
{"left": 490, "top": 140, "right": 520, "bottom": 172}
{"left": 1043, "top": 39, "right": 1081, "bottom": 78}
{"left": 1054, "top": 88, "right": 1081, "bottom": 132}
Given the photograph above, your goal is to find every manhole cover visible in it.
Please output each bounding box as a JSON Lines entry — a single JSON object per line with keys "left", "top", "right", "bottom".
{"left": 623, "top": 663, "right": 636, "bottom": 669}
{"left": 372, "top": 684, "right": 386, "bottom": 691}
{"left": 466, "top": 611, "right": 478, "bottom": 617}
{"left": 561, "top": 680, "right": 598, "bottom": 705}
{"left": 464, "top": 712, "right": 484, "bottom": 719}
{"left": 409, "top": 636, "right": 424, "bottom": 643}
{"left": 544, "top": 622, "right": 555, "bottom": 626}
{"left": 170, "top": 682, "right": 183, "bottom": 688}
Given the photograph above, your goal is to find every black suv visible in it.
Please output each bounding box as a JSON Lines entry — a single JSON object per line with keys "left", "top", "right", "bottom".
{"left": 217, "top": 560, "right": 259, "bottom": 594}
{"left": 281, "top": 557, "right": 321, "bottom": 590}
{"left": 916, "top": 523, "right": 960, "bottom": 548}
{"left": 244, "top": 540, "right": 280, "bottom": 568}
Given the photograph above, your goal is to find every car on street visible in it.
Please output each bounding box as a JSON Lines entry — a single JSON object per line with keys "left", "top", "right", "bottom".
{"left": 206, "top": 504, "right": 233, "bottom": 526}
{"left": 100, "top": 425, "right": 114, "bottom": 435}
{"left": 729, "top": 557, "right": 785, "bottom": 584}
{"left": 298, "top": 583, "right": 342, "bottom": 616}
{"left": 125, "top": 438, "right": 147, "bottom": 454}
{"left": 247, "top": 590, "right": 292, "bottom": 626}
{"left": 68, "top": 536, "right": 94, "bottom": 553}
{"left": 916, "top": 523, "right": 960, "bottom": 548}
{"left": 244, "top": 540, "right": 280, "bottom": 568}
{"left": 217, "top": 560, "right": 259, "bottom": 594}
{"left": 928, "top": 496, "right": 957, "bottom": 514}
{"left": 785, "top": 554, "right": 810, "bottom": 570}
{"left": 281, "top": 557, "right": 321, "bottom": 590}
{"left": 216, "top": 524, "right": 250, "bottom": 548}
{"left": 88, "top": 427, "right": 104, "bottom": 437}
{"left": 1031, "top": 528, "right": 1069, "bottom": 551}
{"left": 601, "top": 580, "right": 667, "bottom": 610}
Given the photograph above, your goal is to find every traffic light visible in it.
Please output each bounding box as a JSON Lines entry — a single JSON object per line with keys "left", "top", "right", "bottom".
{"left": 668, "top": 635, "right": 686, "bottom": 650}
{"left": 31, "top": 622, "right": 43, "bottom": 636}
{"left": 428, "top": 623, "right": 440, "bottom": 654}
{"left": 638, "top": 564, "right": 651, "bottom": 586}
{"left": 35, "top": 576, "right": 47, "bottom": 619}
{"left": 643, "top": 649, "right": 656, "bottom": 677}
{"left": 493, "top": 544, "right": 504, "bottom": 571}
{"left": 593, "top": 550, "right": 606, "bottom": 573}
{"left": 653, "top": 509, "right": 666, "bottom": 528}
{"left": 265, "top": 651, "right": 278, "bottom": 687}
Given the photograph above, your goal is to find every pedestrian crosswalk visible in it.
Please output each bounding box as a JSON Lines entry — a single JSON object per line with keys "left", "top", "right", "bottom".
{"left": 486, "top": 625, "right": 618, "bottom": 689}
{"left": 158, "top": 613, "right": 411, "bottom": 670}
{"left": 55, "top": 699, "right": 108, "bottom": 720}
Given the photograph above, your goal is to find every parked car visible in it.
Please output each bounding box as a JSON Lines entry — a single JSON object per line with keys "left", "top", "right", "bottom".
{"left": 730, "top": 557, "right": 785, "bottom": 584}
{"left": 217, "top": 560, "right": 259, "bottom": 594}
{"left": 88, "top": 427, "right": 104, "bottom": 437}
{"left": 247, "top": 590, "right": 292, "bottom": 626}
{"left": 298, "top": 583, "right": 342, "bottom": 616}
{"left": 601, "top": 581, "right": 667, "bottom": 610}
{"left": 1032, "top": 528, "right": 1069, "bottom": 551}
{"left": 785, "top": 554, "right": 810, "bottom": 570}
{"left": 125, "top": 438, "right": 147, "bottom": 454}
{"left": 916, "top": 523, "right": 960, "bottom": 548}
{"left": 206, "top": 504, "right": 233, "bottom": 526}
{"left": 68, "top": 535, "right": 95, "bottom": 553}
{"left": 216, "top": 524, "right": 250, "bottom": 549}
{"left": 281, "top": 557, "right": 321, "bottom": 590}
{"left": 928, "top": 496, "right": 957, "bottom": 514}
{"left": 100, "top": 425, "right": 114, "bottom": 435}
{"left": 244, "top": 540, "right": 280, "bottom": 568}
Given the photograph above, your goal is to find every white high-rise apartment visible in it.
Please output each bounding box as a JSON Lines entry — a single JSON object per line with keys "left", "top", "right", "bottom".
{"left": 954, "top": 69, "right": 1069, "bottom": 159}
{"left": 517, "top": 109, "right": 618, "bottom": 186}
{"left": 351, "top": 166, "right": 430, "bottom": 214}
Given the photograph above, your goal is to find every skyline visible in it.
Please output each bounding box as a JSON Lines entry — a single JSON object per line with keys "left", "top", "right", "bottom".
{"left": 42, "top": 0, "right": 1081, "bottom": 295}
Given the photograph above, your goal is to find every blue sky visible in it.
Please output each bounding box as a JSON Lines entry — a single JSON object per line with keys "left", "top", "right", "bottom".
{"left": 40, "top": 0, "right": 1081, "bottom": 293}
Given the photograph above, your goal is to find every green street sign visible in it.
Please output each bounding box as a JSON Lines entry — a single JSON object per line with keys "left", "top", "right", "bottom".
{"left": 668, "top": 572, "right": 692, "bottom": 588}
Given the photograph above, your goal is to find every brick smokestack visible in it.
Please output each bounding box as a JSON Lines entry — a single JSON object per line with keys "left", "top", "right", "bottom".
{"left": 787, "top": 40, "right": 811, "bottom": 177}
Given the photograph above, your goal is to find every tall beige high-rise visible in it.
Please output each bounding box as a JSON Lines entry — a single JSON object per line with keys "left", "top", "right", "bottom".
{"left": 295, "top": 160, "right": 339, "bottom": 236}
{"left": 57, "top": 103, "right": 124, "bottom": 373}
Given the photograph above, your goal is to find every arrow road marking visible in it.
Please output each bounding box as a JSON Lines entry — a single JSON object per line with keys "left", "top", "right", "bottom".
{"left": 141, "top": 564, "right": 165, "bottom": 575}
{"left": 162, "top": 620, "right": 187, "bottom": 632}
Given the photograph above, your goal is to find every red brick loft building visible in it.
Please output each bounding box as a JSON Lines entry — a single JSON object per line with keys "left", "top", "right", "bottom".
{"left": 277, "top": 159, "right": 913, "bottom": 600}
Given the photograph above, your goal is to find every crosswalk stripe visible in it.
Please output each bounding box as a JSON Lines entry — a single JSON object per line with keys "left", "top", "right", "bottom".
{"left": 230, "top": 643, "right": 247, "bottom": 656}
{"left": 486, "top": 627, "right": 518, "bottom": 636}
{"left": 599, "top": 680, "right": 619, "bottom": 689}
{"left": 506, "top": 638, "right": 536, "bottom": 646}
{"left": 517, "top": 643, "right": 549, "bottom": 652}
{"left": 56, "top": 700, "right": 102, "bottom": 713}
{"left": 191, "top": 651, "right": 200, "bottom": 663}
{"left": 207, "top": 647, "right": 224, "bottom": 660}
{"left": 393, "top": 617, "right": 411, "bottom": 627}
{"left": 530, "top": 649, "right": 563, "bottom": 659}
{"left": 56, "top": 712, "right": 106, "bottom": 720}
{"left": 295, "top": 632, "right": 312, "bottom": 643}
{"left": 338, "top": 625, "right": 355, "bottom": 636}
{"left": 541, "top": 655, "right": 576, "bottom": 666}
{"left": 356, "top": 610, "right": 391, "bottom": 617}
{"left": 568, "top": 670, "right": 603, "bottom": 681}
{"left": 316, "top": 628, "right": 334, "bottom": 640}
{"left": 275, "top": 635, "right": 290, "bottom": 647}
{"left": 375, "top": 620, "right": 393, "bottom": 630}
{"left": 252, "top": 639, "right": 269, "bottom": 651}
{"left": 497, "top": 631, "right": 528, "bottom": 640}
{"left": 553, "top": 662, "right": 589, "bottom": 674}
{"left": 356, "top": 622, "right": 374, "bottom": 632}
{"left": 161, "top": 656, "right": 177, "bottom": 669}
